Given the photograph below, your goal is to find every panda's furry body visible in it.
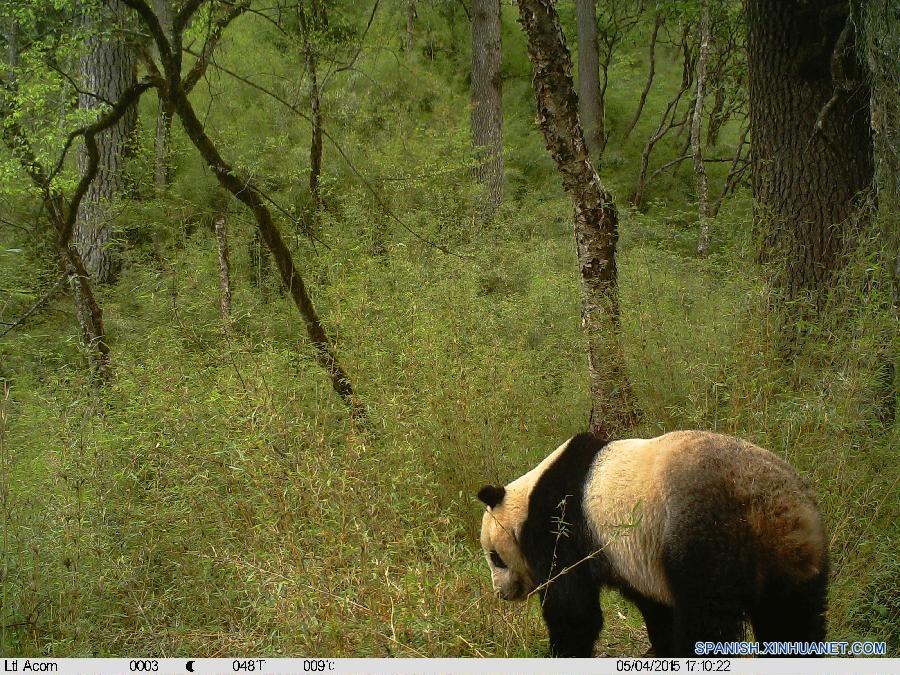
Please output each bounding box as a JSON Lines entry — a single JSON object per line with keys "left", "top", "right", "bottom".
{"left": 477, "top": 431, "right": 829, "bottom": 657}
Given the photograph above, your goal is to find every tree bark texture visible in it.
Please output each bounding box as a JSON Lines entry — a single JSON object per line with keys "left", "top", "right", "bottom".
{"left": 516, "top": 0, "right": 636, "bottom": 440}
{"left": 693, "top": 0, "right": 711, "bottom": 256}
{"left": 575, "top": 0, "right": 603, "bottom": 155}
{"left": 75, "top": 0, "right": 138, "bottom": 283}
{"left": 470, "top": 0, "right": 503, "bottom": 218}
{"left": 748, "top": 0, "right": 873, "bottom": 304}
{"left": 214, "top": 214, "right": 232, "bottom": 322}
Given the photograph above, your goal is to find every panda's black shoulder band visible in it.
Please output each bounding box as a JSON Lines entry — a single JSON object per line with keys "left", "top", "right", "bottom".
{"left": 478, "top": 484, "right": 506, "bottom": 508}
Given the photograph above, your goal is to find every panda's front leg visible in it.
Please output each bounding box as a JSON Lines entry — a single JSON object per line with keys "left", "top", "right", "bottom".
{"left": 539, "top": 567, "right": 602, "bottom": 657}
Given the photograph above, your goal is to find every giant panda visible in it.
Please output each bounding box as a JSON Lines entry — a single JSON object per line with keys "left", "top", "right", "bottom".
{"left": 477, "top": 431, "right": 828, "bottom": 657}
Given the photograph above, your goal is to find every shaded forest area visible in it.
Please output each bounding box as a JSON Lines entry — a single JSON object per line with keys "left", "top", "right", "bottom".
{"left": 1, "top": 0, "right": 897, "bottom": 657}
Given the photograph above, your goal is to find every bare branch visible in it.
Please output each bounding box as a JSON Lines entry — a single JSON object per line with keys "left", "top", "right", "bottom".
{"left": 0, "top": 275, "right": 66, "bottom": 339}
{"left": 183, "top": 1, "right": 249, "bottom": 93}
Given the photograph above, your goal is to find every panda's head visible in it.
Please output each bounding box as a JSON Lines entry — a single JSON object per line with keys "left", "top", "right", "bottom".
{"left": 477, "top": 483, "right": 536, "bottom": 601}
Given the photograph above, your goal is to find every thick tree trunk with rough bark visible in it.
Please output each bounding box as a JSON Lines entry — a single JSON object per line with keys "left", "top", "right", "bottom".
{"left": 75, "top": 0, "right": 137, "bottom": 283}
{"left": 748, "top": 0, "right": 873, "bottom": 305}
{"left": 693, "top": 0, "right": 711, "bottom": 256}
{"left": 575, "top": 0, "right": 603, "bottom": 155}
{"left": 516, "top": 0, "right": 636, "bottom": 440}
{"left": 470, "top": 0, "right": 503, "bottom": 219}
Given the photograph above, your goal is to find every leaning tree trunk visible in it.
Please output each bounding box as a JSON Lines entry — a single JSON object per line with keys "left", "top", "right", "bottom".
{"left": 516, "top": 0, "right": 637, "bottom": 440}
{"left": 693, "top": 0, "right": 711, "bottom": 256}
{"left": 575, "top": 0, "right": 603, "bottom": 155}
{"left": 166, "top": 71, "right": 363, "bottom": 418}
{"left": 470, "top": 0, "right": 503, "bottom": 219}
{"left": 748, "top": 0, "right": 873, "bottom": 307}
{"left": 75, "top": 0, "right": 137, "bottom": 283}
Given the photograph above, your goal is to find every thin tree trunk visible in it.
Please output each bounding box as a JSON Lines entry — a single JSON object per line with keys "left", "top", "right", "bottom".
{"left": 706, "top": 83, "right": 727, "bottom": 148}
{"left": 214, "top": 214, "right": 232, "bottom": 324}
{"left": 405, "top": 0, "right": 416, "bottom": 55}
{"left": 153, "top": 0, "right": 173, "bottom": 190}
{"left": 693, "top": 0, "right": 712, "bottom": 256}
{"left": 575, "top": 0, "right": 603, "bottom": 155}
{"left": 297, "top": 1, "right": 324, "bottom": 213}
{"left": 623, "top": 13, "right": 661, "bottom": 140}
{"left": 516, "top": 0, "right": 637, "bottom": 440}
{"left": 748, "top": 0, "right": 873, "bottom": 306}
{"left": 63, "top": 247, "right": 111, "bottom": 379}
{"left": 249, "top": 229, "right": 273, "bottom": 302}
{"left": 4, "top": 16, "right": 16, "bottom": 82}
{"left": 471, "top": 0, "right": 503, "bottom": 219}
{"left": 75, "top": 0, "right": 137, "bottom": 283}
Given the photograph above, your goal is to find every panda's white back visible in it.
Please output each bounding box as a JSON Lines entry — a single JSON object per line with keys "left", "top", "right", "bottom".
{"left": 582, "top": 435, "right": 678, "bottom": 604}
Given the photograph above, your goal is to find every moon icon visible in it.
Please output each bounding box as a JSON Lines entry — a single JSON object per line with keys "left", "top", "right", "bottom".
{"left": 186, "top": 661, "right": 195, "bottom": 672}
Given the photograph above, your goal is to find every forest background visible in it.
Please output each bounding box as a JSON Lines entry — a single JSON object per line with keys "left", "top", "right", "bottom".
{"left": 0, "top": 0, "right": 896, "bottom": 658}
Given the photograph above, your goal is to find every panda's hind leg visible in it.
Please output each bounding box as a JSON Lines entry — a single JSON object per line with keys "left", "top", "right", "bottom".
{"left": 631, "top": 595, "right": 675, "bottom": 657}
{"left": 661, "top": 503, "right": 749, "bottom": 656}
{"left": 750, "top": 569, "right": 828, "bottom": 648}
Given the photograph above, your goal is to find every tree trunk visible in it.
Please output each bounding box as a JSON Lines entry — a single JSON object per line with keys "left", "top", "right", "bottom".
{"left": 153, "top": 0, "right": 173, "bottom": 191}
{"left": 748, "top": 0, "right": 873, "bottom": 306}
{"left": 63, "top": 247, "right": 111, "bottom": 380}
{"left": 516, "top": 0, "right": 637, "bottom": 440}
{"left": 214, "top": 214, "right": 232, "bottom": 324}
{"left": 297, "top": 1, "right": 324, "bottom": 213}
{"left": 623, "top": 13, "right": 661, "bottom": 140}
{"left": 470, "top": 0, "right": 503, "bottom": 219}
{"left": 74, "top": 0, "right": 137, "bottom": 283}
{"left": 693, "top": 0, "right": 711, "bottom": 256}
{"left": 405, "top": 0, "right": 416, "bottom": 56}
{"left": 249, "top": 229, "right": 274, "bottom": 302}
{"left": 575, "top": 0, "right": 603, "bottom": 155}
{"left": 4, "top": 16, "right": 16, "bottom": 82}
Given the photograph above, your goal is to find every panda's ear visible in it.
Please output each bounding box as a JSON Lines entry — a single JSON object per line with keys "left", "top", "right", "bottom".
{"left": 477, "top": 484, "right": 506, "bottom": 508}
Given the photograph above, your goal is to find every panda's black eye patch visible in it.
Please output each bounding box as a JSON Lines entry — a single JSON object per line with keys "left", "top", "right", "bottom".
{"left": 490, "top": 551, "right": 507, "bottom": 569}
